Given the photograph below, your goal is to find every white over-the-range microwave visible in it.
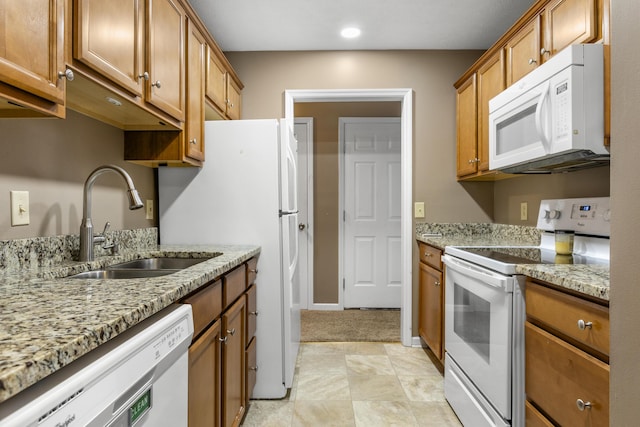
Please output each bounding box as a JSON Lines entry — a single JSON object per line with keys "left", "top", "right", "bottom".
{"left": 489, "top": 44, "right": 609, "bottom": 174}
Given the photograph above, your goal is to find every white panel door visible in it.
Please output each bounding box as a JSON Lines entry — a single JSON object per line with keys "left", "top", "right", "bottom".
{"left": 343, "top": 118, "right": 401, "bottom": 308}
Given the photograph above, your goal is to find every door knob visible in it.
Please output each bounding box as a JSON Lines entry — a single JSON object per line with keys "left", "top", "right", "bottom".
{"left": 298, "top": 223, "right": 306, "bottom": 230}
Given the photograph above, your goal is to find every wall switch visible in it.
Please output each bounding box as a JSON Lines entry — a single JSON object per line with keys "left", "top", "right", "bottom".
{"left": 10, "top": 191, "right": 30, "bottom": 226}
{"left": 146, "top": 199, "right": 154, "bottom": 220}
{"left": 520, "top": 202, "right": 528, "bottom": 221}
{"left": 414, "top": 202, "right": 425, "bottom": 218}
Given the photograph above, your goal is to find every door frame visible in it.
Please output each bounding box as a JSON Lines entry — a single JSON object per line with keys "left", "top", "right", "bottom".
{"left": 339, "top": 117, "right": 402, "bottom": 309}
{"left": 294, "top": 117, "right": 314, "bottom": 310}
{"left": 285, "top": 89, "right": 413, "bottom": 347}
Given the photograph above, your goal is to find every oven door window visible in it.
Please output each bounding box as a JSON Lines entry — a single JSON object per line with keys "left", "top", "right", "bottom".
{"left": 454, "top": 284, "right": 491, "bottom": 363}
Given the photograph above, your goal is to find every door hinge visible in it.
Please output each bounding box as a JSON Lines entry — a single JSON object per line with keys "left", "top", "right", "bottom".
{"left": 343, "top": 278, "right": 345, "bottom": 290}
{"left": 343, "top": 210, "right": 346, "bottom": 222}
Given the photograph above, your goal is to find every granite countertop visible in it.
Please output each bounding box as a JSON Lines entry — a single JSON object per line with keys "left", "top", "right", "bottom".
{"left": 415, "top": 223, "right": 610, "bottom": 302}
{"left": 0, "top": 244, "right": 260, "bottom": 404}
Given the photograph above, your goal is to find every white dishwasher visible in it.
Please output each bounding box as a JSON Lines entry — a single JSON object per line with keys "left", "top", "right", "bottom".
{"left": 0, "top": 304, "right": 193, "bottom": 427}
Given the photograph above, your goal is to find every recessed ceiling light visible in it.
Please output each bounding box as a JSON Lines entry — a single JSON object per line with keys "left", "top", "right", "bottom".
{"left": 341, "top": 27, "right": 361, "bottom": 39}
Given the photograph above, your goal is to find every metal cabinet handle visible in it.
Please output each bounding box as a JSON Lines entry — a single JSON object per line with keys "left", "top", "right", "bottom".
{"left": 250, "top": 268, "right": 258, "bottom": 274}
{"left": 250, "top": 366, "right": 258, "bottom": 371}
{"left": 189, "top": 139, "right": 197, "bottom": 145}
{"left": 434, "top": 281, "right": 441, "bottom": 287}
{"left": 58, "top": 69, "right": 75, "bottom": 81}
{"left": 138, "top": 72, "right": 150, "bottom": 81}
{"left": 425, "top": 252, "right": 433, "bottom": 257}
{"left": 152, "top": 80, "right": 162, "bottom": 88}
{"left": 227, "top": 328, "right": 236, "bottom": 336}
{"left": 540, "top": 48, "right": 550, "bottom": 56}
{"left": 250, "top": 311, "right": 258, "bottom": 316}
{"left": 577, "top": 319, "right": 593, "bottom": 330}
{"left": 576, "top": 399, "right": 592, "bottom": 411}
{"left": 219, "top": 336, "right": 228, "bottom": 343}
{"left": 528, "top": 58, "right": 537, "bottom": 65}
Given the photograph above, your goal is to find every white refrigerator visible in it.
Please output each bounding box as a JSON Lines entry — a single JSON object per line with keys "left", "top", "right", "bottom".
{"left": 158, "top": 119, "right": 300, "bottom": 399}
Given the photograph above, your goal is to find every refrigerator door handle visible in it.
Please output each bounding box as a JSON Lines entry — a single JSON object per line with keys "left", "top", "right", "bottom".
{"left": 279, "top": 210, "right": 299, "bottom": 217}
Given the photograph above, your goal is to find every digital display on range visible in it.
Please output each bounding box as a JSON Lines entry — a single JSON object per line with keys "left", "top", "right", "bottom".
{"left": 571, "top": 203, "right": 597, "bottom": 220}
{"left": 580, "top": 205, "right": 592, "bottom": 211}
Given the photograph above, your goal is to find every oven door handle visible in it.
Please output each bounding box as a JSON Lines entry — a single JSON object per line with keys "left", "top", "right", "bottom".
{"left": 443, "top": 254, "right": 513, "bottom": 291}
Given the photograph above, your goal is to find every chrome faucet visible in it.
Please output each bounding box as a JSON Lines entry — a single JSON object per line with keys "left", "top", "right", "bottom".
{"left": 79, "top": 165, "right": 144, "bottom": 262}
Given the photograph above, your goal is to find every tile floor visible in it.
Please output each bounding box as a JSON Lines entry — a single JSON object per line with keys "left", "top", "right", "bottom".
{"left": 241, "top": 342, "right": 462, "bottom": 426}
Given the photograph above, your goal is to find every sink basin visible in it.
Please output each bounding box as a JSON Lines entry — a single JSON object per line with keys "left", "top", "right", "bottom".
{"left": 108, "top": 257, "right": 214, "bottom": 270}
{"left": 69, "top": 269, "right": 176, "bottom": 279}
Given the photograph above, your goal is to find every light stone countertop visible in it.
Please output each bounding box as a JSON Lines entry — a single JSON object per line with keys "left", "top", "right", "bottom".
{"left": 0, "top": 244, "right": 260, "bottom": 404}
{"left": 415, "top": 223, "right": 609, "bottom": 302}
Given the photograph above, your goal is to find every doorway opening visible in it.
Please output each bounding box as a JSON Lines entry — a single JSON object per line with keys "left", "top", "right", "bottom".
{"left": 286, "top": 89, "right": 413, "bottom": 347}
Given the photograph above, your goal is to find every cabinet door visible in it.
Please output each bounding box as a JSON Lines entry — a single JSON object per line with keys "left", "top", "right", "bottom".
{"left": 476, "top": 51, "right": 504, "bottom": 173}
{"left": 543, "top": 0, "right": 597, "bottom": 59}
{"left": 456, "top": 74, "right": 477, "bottom": 178}
{"left": 189, "top": 318, "right": 222, "bottom": 427}
{"left": 74, "top": 0, "right": 144, "bottom": 96}
{"left": 147, "top": 0, "right": 185, "bottom": 121}
{"left": 222, "top": 297, "right": 246, "bottom": 427}
{"left": 206, "top": 48, "right": 227, "bottom": 114}
{"left": 0, "top": 0, "right": 65, "bottom": 103}
{"left": 245, "top": 337, "right": 257, "bottom": 407}
{"left": 185, "top": 18, "right": 205, "bottom": 162}
{"left": 225, "top": 77, "right": 241, "bottom": 120}
{"left": 418, "top": 262, "right": 443, "bottom": 360}
{"left": 505, "top": 15, "right": 541, "bottom": 86}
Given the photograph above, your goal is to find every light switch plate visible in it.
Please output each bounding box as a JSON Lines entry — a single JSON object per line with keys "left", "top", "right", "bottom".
{"left": 11, "top": 191, "right": 30, "bottom": 226}
{"left": 414, "top": 202, "right": 425, "bottom": 218}
{"left": 520, "top": 202, "right": 528, "bottom": 221}
{"left": 146, "top": 199, "right": 154, "bottom": 220}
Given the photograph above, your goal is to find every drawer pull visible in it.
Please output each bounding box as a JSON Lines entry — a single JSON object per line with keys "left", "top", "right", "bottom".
{"left": 250, "top": 366, "right": 258, "bottom": 371}
{"left": 434, "top": 281, "right": 440, "bottom": 287}
{"left": 577, "top": 319, "right": 593, "bottom": 330}
{"left": 219, "top": 336, "right": 228, "bottom": 343}
{"left": 425, "top": 252, "right": 432, "bottom": 257}
{"left": 227, "top": 328, "right": 236, "bottom": 336}
{"left": 250, "top": 311, "right": 259, "bottom": 316}
{"left": 576, "top": 399, "right": 592, "bottom": 411}
{"left": 250, "top": 268, "right": 259, "bottom": 274}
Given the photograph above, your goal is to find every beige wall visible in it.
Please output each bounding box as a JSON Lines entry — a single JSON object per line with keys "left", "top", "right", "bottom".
{"left": 610, "top": 0, "right": 639, "bottom": 423}
{"left": 0, "top": 110, "right": 155, "bottom": 240}
{"left": 295, "top": 102, "right": 401, "bottom": 303}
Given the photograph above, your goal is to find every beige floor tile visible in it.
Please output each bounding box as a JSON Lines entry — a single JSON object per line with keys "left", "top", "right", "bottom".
{"left": 343, "top": 342, "right": 388, "bottom": 355}
{"left": 292, "top": 400, "right": 355, "bottom": 426}
{"left": 298, "top": 353, "right": 347, "bottom": 375}
{"left": 345, "top": 354, "right": 396, "bottom": 375}
{"left": 300, "top": 342, "right": 346, "bottom": 356}
{"left": 348, "top": 375, "right": 407, "bottom": 401}
{"left": 389, "top": 353, "right": 440, "bottom": 376}
{"left": 241, "top": 400, "right": 294, "bottom": 426}
{"left": 296, "top": 374, "right": 351, "bottom": 401}
{"left": 409, "top": 401, "right": 463, "bottom": 426}
{"left": 352, "top": 401, "right": 418, "bottom": 427}
{"left": 397, "top": 375, "right": 446, "bottom": 402}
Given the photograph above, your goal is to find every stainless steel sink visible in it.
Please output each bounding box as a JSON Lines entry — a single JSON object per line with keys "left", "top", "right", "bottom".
{"left": 69, "top": 269, "right": 177, "bottom": 279}
{"left": 68, "top": 254, "right": 221, "bottom": 279}
{"left": 108, "top": 257, "right": 216, "bottom": 270}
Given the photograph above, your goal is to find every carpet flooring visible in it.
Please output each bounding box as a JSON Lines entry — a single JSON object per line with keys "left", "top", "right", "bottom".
{"left": 300, "top": 309, "right": 401, "bottom": 342}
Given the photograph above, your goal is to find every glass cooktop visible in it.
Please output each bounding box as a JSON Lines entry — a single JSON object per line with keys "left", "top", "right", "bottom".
{"left": 456, "top": 247, "right": 607, "bottom": 266}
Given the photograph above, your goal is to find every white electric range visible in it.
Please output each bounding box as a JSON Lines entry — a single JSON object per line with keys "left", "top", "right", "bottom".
{"left": 442, "top": 197, "right": 610, "bottom": 427}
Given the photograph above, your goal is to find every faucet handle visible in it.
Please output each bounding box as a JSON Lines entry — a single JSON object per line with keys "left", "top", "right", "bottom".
{"left": 101, "top": 221, "right": 111, "bottom": 235}
{"left": 93, "top": 221, "right": 110, "bottom": 244}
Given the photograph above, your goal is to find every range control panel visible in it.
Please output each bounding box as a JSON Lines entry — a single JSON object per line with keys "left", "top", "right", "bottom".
{"left": 537, "top": 197, "right": 610, "bottom": 237}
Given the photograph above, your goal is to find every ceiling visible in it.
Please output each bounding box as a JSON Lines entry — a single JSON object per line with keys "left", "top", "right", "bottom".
{"left": 187, "top": 0, "right": 537, "bottom": 52}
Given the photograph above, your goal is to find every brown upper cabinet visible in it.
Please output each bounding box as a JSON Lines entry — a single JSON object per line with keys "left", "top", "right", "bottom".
{"left": 185, "top": 17, "right": 206, "bottom": 163}
{"left": 0, "top": 0, "right": 67, "bottom": 118}
{"left": 206, "top": 46, "right": 242, "bottom": 121}
{"left": 454, "top": 0, "right": 608, "bottom": 181}
{"left": 71, "top": 0, "right": 185, "bottom": 128}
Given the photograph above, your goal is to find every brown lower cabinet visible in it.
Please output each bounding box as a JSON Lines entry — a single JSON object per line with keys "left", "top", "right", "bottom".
{"left": 183, "top": 259, "right": 255, "bottom": 427}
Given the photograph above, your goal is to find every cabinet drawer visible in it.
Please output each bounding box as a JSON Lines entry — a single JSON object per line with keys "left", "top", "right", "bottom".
{"left": 525, "top": 322, "right": 609, "bottom": 427}
{"left": 224, "top": 264, "right": 247, "bottom": 308}
{"left": 246, "top": 284, "right": 257, "bottom": 343}
{"left": 183, "top": 279, "right": 222, "bottom": 339}
{"left": 525, "top": 400, "right": 554, "bottom": 427}
{"left": 526, "top": 280, "right": 609, "bottom": 357}
{"left": 418, "top": 242, "right": 443, "bottom": 270}
{"left": 246, "top": 336, "right": 257, "bottom": 406}
{"left": 247, "top": 257, "right": 258, "bottom": 286}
